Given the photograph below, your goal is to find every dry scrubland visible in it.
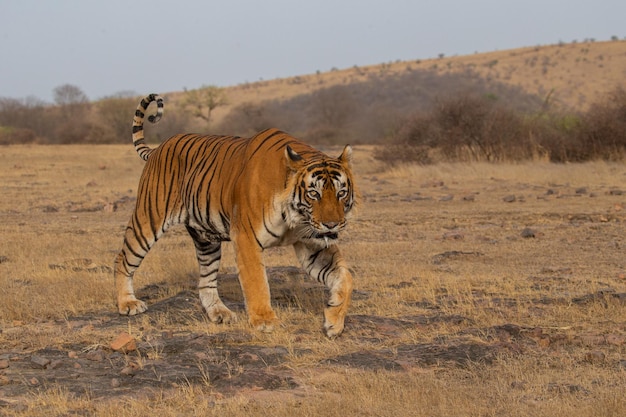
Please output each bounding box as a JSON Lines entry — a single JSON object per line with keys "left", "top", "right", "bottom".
{"left": 0, "top": 145, "right": 625, "bottom": 415}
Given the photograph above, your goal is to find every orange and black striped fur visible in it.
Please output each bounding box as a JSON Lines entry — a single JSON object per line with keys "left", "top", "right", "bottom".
{"left": 114, "top": 94, "right": 356, "bottom": 337}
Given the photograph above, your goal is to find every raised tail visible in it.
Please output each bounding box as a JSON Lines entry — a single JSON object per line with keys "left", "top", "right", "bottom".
{"left": 132, "top": 93, "right": 164, "bottom": 161}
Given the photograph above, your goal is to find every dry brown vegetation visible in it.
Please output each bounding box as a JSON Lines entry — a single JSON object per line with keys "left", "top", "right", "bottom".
{"left": 1, "top": 144, "right": 626, "bottom": 416}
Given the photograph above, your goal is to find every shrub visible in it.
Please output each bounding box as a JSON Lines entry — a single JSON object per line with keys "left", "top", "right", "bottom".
{"left": 578, "top": 87, "right": 626, "bottom": 160}
{"left": 0, "top": 126, "right": 37, "bottom": 145}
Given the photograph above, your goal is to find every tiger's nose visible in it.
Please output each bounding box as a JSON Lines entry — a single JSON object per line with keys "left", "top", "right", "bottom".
{"left": 323, "top": 222, "right": 339, "bottom": 230}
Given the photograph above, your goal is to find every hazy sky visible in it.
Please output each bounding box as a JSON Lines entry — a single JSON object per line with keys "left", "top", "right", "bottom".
{"left": 1, "top": 0, "right": 624, "bottom": 102}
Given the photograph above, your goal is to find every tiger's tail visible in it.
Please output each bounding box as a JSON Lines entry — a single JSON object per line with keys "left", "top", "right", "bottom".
{"left": 132, "top": 93, "right": 164, "bottom": 161}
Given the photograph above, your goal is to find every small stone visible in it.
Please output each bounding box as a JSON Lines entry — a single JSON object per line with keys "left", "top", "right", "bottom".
{"left": 537, "top": 337, "right": 551, "bottom": 348}
{"left": 520, "top": 228, "right": 536, "bottom": 238}
{"left": 68, "top": 351, "right": 78, "bottom": 359}
{"left": 48, "top": 359, "right": 64, "bottom": 369}
{"left": 103, "top": 202, "right": 117, "bottom": 213}
{"left": 0, "top": 375, "right": 10, "bottom": 386}
{"left": 85, "top": 350, "right": 105, "bottom": 362}
{"left": 120, "top": 366, "right": 136, "bottom": 376}
{"left": 503, "top": 195, "right": 516, "bottom": 203}
{"left": 111, "top": 378, "right": 121, "bottom": 388}
{"left": 584, "top": 350, "right": 606, "bottom": 364}
{"left": 575, "top": 187, "right": 587, "bottom": 194}
{"left": 442, "top": 231, "right": 464, "bottom": 240}
{"left": 606, "top": 334, "right": 625, "bottom": 346}
{"left": 439, "top": 194, "right": 453, "bottom": 202}
{"left": 110, "top": 332, "right": 137, "bottom": 353}
{"left": 0, "top": 359, "right": 9, "bottom": 369}
{"left": 30, "top": 355, "right": 51, "bottom": 369}
{"left": 30, "top": 377, "right": 40, "bottom": 386}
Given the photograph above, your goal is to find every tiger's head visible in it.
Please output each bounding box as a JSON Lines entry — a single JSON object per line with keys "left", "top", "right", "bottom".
{"left": 284, "top": 145, "right": 356, "bottom": 247}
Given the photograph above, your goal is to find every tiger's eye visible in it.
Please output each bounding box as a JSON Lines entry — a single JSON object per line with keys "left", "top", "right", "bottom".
{"left": 337, "top": 190, "right": 347, "bottom": 199}
{"left": 307, "top": 190, "right": 321, "bottom": 200}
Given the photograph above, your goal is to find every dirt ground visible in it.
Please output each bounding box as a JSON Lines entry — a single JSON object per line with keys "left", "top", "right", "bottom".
{"left": 1, "top": 145, "right": 625, "bottom": 415}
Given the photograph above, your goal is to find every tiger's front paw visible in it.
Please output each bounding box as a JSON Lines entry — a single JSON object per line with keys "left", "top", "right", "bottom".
{"left": 324, "top": 304, "right": 347, "bottom": 338}
{"left": 118, "top": 298, "right": 148, "bottom": 316}
{"left": 248, "top": 310, "right": 279, "bottom": 333}
{"left": 323, "top": 282, "right": 352, "bottom": 338}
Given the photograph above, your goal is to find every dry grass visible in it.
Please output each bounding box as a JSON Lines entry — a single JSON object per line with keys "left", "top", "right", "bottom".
{"left": 1, "top": 144, "right": 626, "bottom": 416}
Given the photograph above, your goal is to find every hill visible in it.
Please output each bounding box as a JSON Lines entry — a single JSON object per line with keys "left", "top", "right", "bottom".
{"left": 202, "top": 40, "right": 626, "bottom": 126}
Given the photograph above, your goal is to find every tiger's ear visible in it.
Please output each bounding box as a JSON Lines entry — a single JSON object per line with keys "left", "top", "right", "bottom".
{"left": 285, "top": 145, "right": 304, "bottom": 171}
{"left": 338, "top": 145, "right": 353, "bottom": 168}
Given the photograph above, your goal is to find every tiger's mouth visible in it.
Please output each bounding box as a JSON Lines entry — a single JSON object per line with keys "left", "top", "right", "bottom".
{"left": 312, "top": 231, "right": 339, "bottom": 240}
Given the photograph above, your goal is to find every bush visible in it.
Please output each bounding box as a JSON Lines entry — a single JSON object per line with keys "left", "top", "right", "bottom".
{"left": 378, "top": 93, "right": 537, "bottom": 163}
{"left": 0, "top": 126, "right": 37, "bottom": 145}
{"left": 376, "top": 86, "right": 626, "bottom": 164}
{"left": 578, "top": 87, "right": 626, "bottom": 160}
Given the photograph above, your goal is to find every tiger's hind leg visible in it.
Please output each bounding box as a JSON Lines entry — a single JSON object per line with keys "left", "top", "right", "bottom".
{"left": 187, "top": 227, "right": 237, "bottom": 324}
{"left": 294, "top": 242, "right": 353, "bottom": 338}
{"left": 114, "top": 224, "right": 154, "bottom": 315}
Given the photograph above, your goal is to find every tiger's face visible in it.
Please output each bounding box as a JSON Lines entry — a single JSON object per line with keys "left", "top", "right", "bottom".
{"left": 285, "top": 145, "right": 355, "bottom": 246}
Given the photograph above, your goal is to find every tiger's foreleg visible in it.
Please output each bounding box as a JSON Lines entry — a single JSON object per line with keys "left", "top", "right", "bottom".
{"left": 186, "top": 227, "right": 237, "bottom": 324}
{"left": 114, "top": 224, "right": 152, "bottom": 315}
{"left": 233, "top": 231, "right": 278, "bottom": 332}
{"left": 294, "top": 242, "right": 353, "bottom": 338}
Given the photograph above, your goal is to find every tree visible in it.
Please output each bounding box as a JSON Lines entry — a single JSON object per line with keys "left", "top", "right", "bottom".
{"left": 182, "top": 85, "right": 228, "bottom": 126}
{"left": 53, "top": 84, "right": 88, "bottom": 107}
{"left": 51, "top": 84, "right": 91, "bottom": 143}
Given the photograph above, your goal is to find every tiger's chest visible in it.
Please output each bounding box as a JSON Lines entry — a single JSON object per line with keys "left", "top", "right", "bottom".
{"left": 185, "top": 196, "right": 296, "bottom": 248}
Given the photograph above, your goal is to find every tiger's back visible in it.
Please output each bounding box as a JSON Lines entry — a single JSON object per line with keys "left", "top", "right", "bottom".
{"left": 115, "top": 94, "right": 356, "bottom": 337}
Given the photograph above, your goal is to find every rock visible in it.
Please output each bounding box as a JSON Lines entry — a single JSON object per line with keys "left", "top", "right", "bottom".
{"left": 421, "top": 180, "right": 444, "bottom": 188}
{"left": 110, "top": 332, "right": 137, "bottom": 353}
{"left": 606, "top": 334, "right": 625, "bottom": 346}
{"left": 120, "top": 365, "right": 137, "bottom": 376}
{"left": 0, "top": 359, "right": 9, "bottom": 369}
{"left": 48, "top": 359, "right": 64, "bottom": 369}
{"left": 103, "top": 202, "right": 117, "bottom": 213}
{"left": 520, "top": 228, "right": 536, "bottom": 238}
{"left": 442, "top": 231, "right": 464, "bottom": 240}
{"left": 503, "top": 195, "right": 516, "bottom": 203}
{"left": 30, "top": 356, "right": 51, "bottom": 369}
{"left": 111, "top": 378, "right": 121, "bottom": 388}
{"left": 85, "top": 350, "right": 105, "bottom": 362}
{"left": 584, "top": 350, "right": 606, "bottom": 364}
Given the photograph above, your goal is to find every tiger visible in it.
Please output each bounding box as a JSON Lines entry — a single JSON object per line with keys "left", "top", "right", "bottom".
{"left": 114, "top": 93, "right": 357, "bottom": 337}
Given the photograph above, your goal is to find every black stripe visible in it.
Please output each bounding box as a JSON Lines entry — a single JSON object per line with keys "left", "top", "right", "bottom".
{"left": 248, "top": 219, "right": 264, "bottom": 249}
{"left": 263, "top": 213, "right": 280, "bottom": 239}
{"left": 199, "top": 268, "right": 219, "bottom": 278}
